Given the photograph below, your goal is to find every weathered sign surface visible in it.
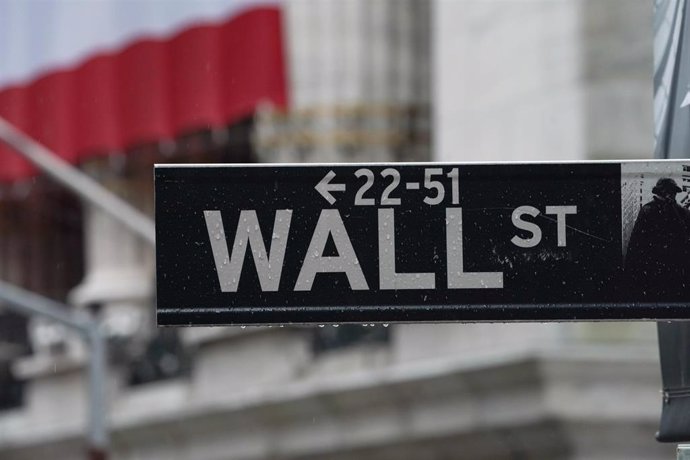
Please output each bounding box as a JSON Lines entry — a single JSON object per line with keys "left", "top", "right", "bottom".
{"left": 156, "top": 161, "right": 690, "bottom": 325}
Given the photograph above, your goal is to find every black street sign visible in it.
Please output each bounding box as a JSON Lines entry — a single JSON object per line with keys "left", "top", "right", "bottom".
{"left": 156, "top": 161, "right": 690, "bottom": 326}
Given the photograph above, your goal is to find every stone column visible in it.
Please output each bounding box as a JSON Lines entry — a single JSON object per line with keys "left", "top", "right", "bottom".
{"left": 255, "top": 0, "right": 431, "bottom": 164}
{"left": 69, "top": 202, "right": 154, "bottom": 340}
{"left": 69, "top": 157, "right": 155, "bottom": 346}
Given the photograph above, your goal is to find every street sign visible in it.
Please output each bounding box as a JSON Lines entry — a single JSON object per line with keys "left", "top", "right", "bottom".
{"left": 156, "top": 161, "right": 690, "bottom": 326}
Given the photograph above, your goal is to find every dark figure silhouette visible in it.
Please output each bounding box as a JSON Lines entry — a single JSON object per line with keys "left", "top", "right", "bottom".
{"left": 625, "top": 178, "right": 690, "bottom": 301}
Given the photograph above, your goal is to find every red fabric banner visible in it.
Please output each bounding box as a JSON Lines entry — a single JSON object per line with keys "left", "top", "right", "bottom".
{"left": 0, "top": 7, "right": 287, "bottom": 182}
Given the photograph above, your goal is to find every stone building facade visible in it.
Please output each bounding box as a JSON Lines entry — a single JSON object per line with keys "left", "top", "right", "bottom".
{"left": 0, "top": 1, "right": 675, "bottom": 459}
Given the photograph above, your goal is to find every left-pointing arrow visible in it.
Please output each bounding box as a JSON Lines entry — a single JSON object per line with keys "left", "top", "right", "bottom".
{"left": 315, "top": 170, "right": 346, "bottom": 205}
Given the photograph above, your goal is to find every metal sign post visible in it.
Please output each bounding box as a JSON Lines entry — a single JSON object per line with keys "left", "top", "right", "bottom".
{"left": 156, "top": 160, "right": 690, "bottom": 326}
{"left": 654, "top": 0, "right": 690, "bottom": 445}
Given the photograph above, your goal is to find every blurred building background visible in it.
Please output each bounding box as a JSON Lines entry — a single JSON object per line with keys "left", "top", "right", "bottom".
{"left": 0, "top": 0, "right": 675, "bottom": 459}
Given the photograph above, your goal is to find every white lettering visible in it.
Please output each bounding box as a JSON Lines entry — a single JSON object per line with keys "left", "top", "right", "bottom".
{"left": 545, "top": 205, "right": 577, "bottom": 247}
{"left": 378, "top": 209, "right": 435, "bottom": 290}
{"left": 204, "top": 210, "right": 291, "bottom": 292}
{"left": 294, "top": 210, "right": 369, "bottom": 291}
{"left": 511, "top": 205, "right": 542, "bottom": 248}
{"left": 446, "top": 208, "right": 504, "bottom": 289}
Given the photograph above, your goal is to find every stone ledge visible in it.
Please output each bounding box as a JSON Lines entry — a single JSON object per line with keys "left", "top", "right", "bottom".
{"left": 69, "top": 268, "right": 153, "bottom": 308}
{"left": 181, "top": 325, "right": 277, "bottom": 346}
{"left": 12, "top": 352, "right": 85, "bottom": 380}
{"left": 0, "top": 344, "right": 670, "bottom": 460}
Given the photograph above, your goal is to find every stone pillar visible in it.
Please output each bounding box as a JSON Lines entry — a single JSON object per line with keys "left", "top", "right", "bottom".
{"left": 70, "top": 203, "right": 154, "bottom": 339}
{"left": 12, "top": 158, "right": 155, "bottom": 432}
{"left": 255, "top": 0, "right": 431, "bottom": 164}
{"left": 433, "top": 0, "right": 656, "bottom": 352}
{"left": 69, "top": 158, "right": 155, "bottom": 348}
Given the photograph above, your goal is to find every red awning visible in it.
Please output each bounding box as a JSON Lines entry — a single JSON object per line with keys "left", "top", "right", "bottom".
{"left": 0, "top": 1, "right": 287, "bottom": 182}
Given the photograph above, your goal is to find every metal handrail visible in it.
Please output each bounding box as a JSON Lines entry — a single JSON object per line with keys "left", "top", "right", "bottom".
{"left": 0, "top": 281, "right": 108, "bottom": 459}
{"left": 0, "top": 116, "right": 155, "bottom": 245}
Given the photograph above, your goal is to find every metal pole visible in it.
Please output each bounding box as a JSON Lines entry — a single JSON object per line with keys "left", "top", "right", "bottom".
{"left": 0, "top": 280, "right": 91, "bottom": 330}
{"left": 87, "top": 327, "right": 109, "bottom": 460}
{"left": 0, "top": 116, "right": 155, "bottom": 245}
{"left": 0, "top": 281, "right": 109, "bottom": 458}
